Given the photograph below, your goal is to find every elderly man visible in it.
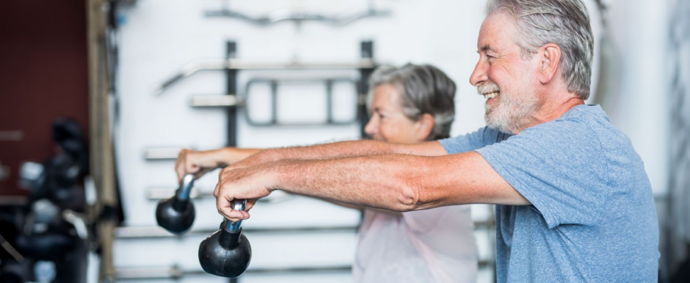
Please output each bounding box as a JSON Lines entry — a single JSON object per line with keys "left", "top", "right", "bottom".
{"left": 211, "top": 0, "right": 659, "bottom": 281}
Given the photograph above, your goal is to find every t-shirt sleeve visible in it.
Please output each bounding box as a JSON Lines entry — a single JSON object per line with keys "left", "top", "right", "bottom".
{"left": 476, "top": 121, "right": 609, "bottom": 229}
{"left": 439, "top": 127, "right": 511, "bottom": 154}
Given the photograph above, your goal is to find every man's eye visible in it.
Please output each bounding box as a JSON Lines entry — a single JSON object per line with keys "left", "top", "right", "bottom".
{"left": 486, "top": 55, "right": 495, "bottom": 65}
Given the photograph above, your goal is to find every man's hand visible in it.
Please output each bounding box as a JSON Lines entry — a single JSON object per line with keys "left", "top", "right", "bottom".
{"left": 213, "top": 163, "right": 279, "bottom": 222}
{"left": 175, "top": 149, "right": 224, "bottom": 182}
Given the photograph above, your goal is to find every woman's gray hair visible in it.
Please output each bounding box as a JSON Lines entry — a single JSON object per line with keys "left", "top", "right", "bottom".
{"left": 367, "top": 64, "right": 456, "bottom": 140}
{"left": 486, "top": 0, "right": 594, "bottom": 100}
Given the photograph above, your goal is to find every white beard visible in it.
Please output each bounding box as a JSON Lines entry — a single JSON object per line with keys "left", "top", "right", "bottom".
{"left": 482, "top": 82, "right": 540, "bottom": 134}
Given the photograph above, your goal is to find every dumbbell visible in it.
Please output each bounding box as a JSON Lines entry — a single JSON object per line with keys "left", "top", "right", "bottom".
{"left": 198, "top": 200, "right": 252, "bottom": 278}
{"left": 156, "top": 174, "right": 196, "bottom": 234}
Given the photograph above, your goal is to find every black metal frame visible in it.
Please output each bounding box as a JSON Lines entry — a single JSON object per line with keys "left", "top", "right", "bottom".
{"left": 223, "top": 40, "right": 375, "bottom": 144}
{"left": 226, "top": 41, "right": 239, "bottom": 147}
{"left": 357, "top": 40, "right": 374, "bottom": 137}
{"left": 242, "top": 78, "right": 359, "bottom": 126}
{"left": 220, "top": 39, "right": 376, "bottom": 283}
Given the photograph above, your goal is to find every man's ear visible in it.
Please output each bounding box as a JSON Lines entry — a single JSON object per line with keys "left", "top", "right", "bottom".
{"left": 538, "top": 43, "right": 562, "bottom": 84}
{"left": 416, "top": 113, "right": 435, "bottom": 142}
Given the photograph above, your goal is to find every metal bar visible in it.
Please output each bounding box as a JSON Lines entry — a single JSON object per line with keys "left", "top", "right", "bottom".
{"left": 154, "top": 58, "right": 376, "bottom": 96}
{"left": 204, "top": 5, "right": 390, "bottom": 27}
{"left": 190, "top": 94, "right": 243, "bottom": 107}
{"left": 242, "top": 78, "right": 359, "bottom": 126}
{"left": 243, "top": 121, "right": 358, "bottom": 127}
{"left": 114, "top": 265, "right": 353, "bottom": 280}
{"left": 147, "top": 186, "right": 293, "bottom": 203}
{"left": 0, "top": 233, "right": 24, "bottom": 262}
{"left": 148, "top": 186, "right": 207, "bottom": 200}
{"left": 114, "top": 225, "right": 359, "bottom": 239}
{"left": 358, "top": 40, "right": 375, "bottom": 138}
{"left": 228, "top": 59, "right": 376, "bottom": 70}
{"left": 226, "top": 42, "right": 238, "bottom": 147}
{"left": 270, "top": 80, "right": 278, "bottom": 125}
{"left": 326, "top": 79, "right": 333, "bottom": 124}
{"left": 115, "top": 265, "right": 187, "bottom": 280}
{"left": 114, "top": 259, "right": 492, "bottom": 280}
{"left": 143, "top": 147, "right": 183, "bottom": 160}
{"left": 115, "top": 219, "right": 496, "bottom": 239}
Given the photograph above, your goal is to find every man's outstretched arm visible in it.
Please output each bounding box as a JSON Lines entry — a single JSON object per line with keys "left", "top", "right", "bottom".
{"left": 233, "top": 139, "right": 448, "bottom": 168}
{"left": 175, "top": 147, "right": 262, "bottom": 181}
{"left": 176, "top": 139, "right": 446, "bottom": 181}
{"left": 214, "top": 149, "right": 529, "bottom": 221}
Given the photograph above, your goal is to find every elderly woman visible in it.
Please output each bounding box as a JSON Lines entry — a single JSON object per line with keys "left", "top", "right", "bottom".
{"left": 354, "top": 64, "right": 477, "bottom": 282}
{"left": 175, "top": 64, "right": 478, "bottom": 283}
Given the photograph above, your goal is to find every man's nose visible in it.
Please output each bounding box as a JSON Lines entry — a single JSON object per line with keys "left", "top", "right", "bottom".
{"left": 470, "top": 60, "right": 488, "bottom": 86}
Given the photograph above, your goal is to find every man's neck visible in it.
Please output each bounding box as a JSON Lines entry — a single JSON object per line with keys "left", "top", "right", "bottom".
{"left": 514, "top": 94, "right": 585, "bottom": 134}
{"left": 537, "top": 96, "right": 585, "bottom": 122}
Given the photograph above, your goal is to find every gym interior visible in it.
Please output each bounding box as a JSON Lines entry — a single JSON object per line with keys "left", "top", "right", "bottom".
{"left": 1, "top": 0, "right": 688, "bottom": 282}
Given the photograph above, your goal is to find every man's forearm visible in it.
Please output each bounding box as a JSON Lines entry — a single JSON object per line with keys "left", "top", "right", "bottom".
{"left": 265, "top": 150, "right": 529, "bottom": 212}
{"left": 256, "top": 140, "right": 446, "bottom": 165}
{"left": 270, "top": 154, "right": 430, "bottom": 212}
{"left": 217, "top": 147, "right": 263, "bottom": 165}
{"left": 213, "top": 148, "right": 528, "bottom": 222}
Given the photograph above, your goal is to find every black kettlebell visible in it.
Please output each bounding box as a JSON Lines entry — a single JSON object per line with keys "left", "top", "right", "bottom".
{"left": 198, "top": 200, "right": 251, "bottom": 278}
{"left": 155, "top": 174, "right": 196, "bottom": 235}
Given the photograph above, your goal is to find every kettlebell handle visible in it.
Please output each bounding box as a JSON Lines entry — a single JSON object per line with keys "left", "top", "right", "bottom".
{"left": 224, "top": 200, "right": 246, "bottom": 232}
{"left": 176, "top": 174, "right": 195, "bottom": 201}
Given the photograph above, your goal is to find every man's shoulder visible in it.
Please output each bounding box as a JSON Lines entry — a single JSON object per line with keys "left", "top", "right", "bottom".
{"left": 551, "top": 104, "right": 614, "bottom": 132}
{"left": 522, "top": 104, "right": 623, "bottom": 145}
{"left": 554, "top": 105, "right": 636, "bottom": 154}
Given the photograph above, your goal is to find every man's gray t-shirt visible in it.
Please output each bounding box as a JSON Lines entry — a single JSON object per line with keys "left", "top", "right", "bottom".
{"left": 439, "top": 105, "right": 659, "bottom": 282}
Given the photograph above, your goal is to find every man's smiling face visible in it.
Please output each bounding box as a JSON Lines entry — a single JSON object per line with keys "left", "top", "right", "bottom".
{"left": 470, "top": 11, "right": 544, "bottom": 134}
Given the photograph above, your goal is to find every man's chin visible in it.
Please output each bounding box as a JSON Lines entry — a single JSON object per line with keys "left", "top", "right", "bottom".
{"left": 485, "top": 117, "right": 512, "bottom": 134}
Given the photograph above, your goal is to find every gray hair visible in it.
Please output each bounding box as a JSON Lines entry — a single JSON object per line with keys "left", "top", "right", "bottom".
{"left": 367, "top": 64, "right": 456, "bottom": 140}
{"left": 486, "top": 0, "right": 594, "bottom": 100}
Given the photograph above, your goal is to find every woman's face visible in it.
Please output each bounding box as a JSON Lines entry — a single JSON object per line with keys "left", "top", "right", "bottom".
{"left": 364, "top": 84, "right": 431, "bottom": 144}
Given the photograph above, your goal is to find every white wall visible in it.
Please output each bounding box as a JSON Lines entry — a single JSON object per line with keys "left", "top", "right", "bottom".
{"left": 113, "top": 1, "right": 494, "bottom": 282}
{"left": 111, "top": 0, "right": 662, "bottom": 282}
{"left": 604, "top": 0, "right": 669, "bottom": 196}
